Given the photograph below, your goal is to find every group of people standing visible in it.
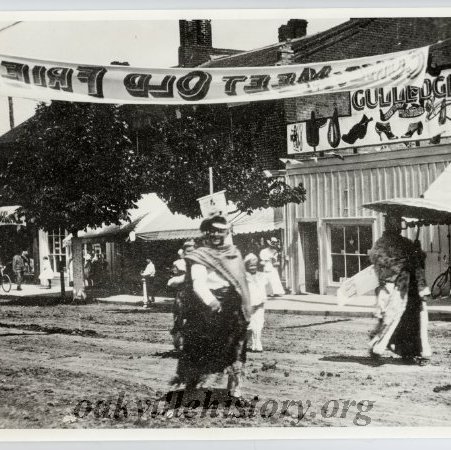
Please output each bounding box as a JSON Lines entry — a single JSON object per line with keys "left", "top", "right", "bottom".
{"left": 10, "top": 250, "right": 53, "bottom": 290}
{"left": 164, "top": 214, "right": 287, "bottom": 399}
{"left": 83, "top": 252, "right": 108, "bottom": 288}
{"left": 161, "top": 211, "right": 433, "bottom": 400}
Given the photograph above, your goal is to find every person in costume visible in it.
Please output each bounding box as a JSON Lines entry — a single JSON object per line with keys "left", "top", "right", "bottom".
{"left": 244, "top": 253, "right": 269, "bottom": 352}
{"left": 167, "top": 239, "right": 195, "bottom": 351}
{"left": 259, "top": 237, "right": 285, "bottom": 297}
{"left": 369, "top": 214, "right": 431, "bottom": 363}
{"left": 174, "top": 214, "right": 251, "bottom": 398}
{"left": 39, "top": 256, "right": 54, "bottom": 289}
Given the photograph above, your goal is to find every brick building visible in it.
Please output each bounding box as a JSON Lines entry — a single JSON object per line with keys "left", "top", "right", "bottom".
{"left": 200, "top": 17, "right": 451, "bottom": 294}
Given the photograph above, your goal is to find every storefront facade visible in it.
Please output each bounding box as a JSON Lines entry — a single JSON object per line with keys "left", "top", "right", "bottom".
{"left": 285, "top": 143, "right": 451, "bottom": 294}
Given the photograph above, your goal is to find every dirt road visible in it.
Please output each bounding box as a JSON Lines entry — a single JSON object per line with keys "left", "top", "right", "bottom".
{"left": 0, "top": 299, "right": 450, "bottom": 428}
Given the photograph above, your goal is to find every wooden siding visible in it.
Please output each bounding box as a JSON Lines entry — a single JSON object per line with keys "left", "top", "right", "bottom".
{"left": 286, "top": 145, "right": 451, "bottom": 294}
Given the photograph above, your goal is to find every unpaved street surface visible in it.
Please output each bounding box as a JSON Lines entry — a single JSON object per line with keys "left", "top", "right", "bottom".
{"left": 0, "top": 298, "right": 450, "bottom": 428}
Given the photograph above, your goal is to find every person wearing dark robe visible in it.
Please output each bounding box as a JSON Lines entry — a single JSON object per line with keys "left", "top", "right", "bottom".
{"left": 168, "top": 239, "right": 195, "bottom": 351}
{"left": 174, "top": 214, "right": 251, "bottom": 398}
{"left": 369, "top": 214, "right": 431, "bottom": 363}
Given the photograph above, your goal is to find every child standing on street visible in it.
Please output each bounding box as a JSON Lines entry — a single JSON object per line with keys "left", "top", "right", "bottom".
{"left": 39, "top": 256, "right": 54, "bottom": 289}
{"left": 244, "top": 253, "right": 269, "bottom": 352}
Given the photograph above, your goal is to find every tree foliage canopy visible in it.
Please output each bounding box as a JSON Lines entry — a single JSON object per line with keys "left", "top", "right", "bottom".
{"left": 1, "top": 101, "right": 306, "bottom": 231}
{"left": 125, "top": 104, "right": 306, "bottom": 218}
{"left": 0, "top": 101, "right": 148, "bottom": 235}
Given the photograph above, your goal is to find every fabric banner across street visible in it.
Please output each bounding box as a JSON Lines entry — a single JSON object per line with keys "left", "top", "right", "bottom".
{"left": 0, "top": 46, "right": 429, "bottom": 105}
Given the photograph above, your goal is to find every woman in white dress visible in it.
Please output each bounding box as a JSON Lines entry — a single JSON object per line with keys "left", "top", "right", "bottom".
{"left": 259, "top": 237, "right": 285, "bottom": 297}
{"left": 244, "top": 253, "right": 269, "bottom": 352}
{"left": 39, "top": 256, "right": 54, "bottom": 289}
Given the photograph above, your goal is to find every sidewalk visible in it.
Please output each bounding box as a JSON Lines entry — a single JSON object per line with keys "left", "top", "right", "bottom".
{"left": 1, "top": 283, "right": 451, "bottom": 320}
{"left": 94, "top": 290, "right": 451, "bottom": 320}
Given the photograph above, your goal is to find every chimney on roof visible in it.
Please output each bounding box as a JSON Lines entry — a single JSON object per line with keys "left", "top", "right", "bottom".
{"left": 178, "top": 20, "right": 213, "bottom": 67}
{"left": 278, "top": 19, "right": 308, "bottom": 42}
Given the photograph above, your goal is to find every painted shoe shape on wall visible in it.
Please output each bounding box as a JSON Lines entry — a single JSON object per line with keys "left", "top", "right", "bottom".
{"left": 327, "top": 107, "right": 341, "bottom": 148}
{"left": 402, "top": 121, "right": 423, "bottom": 139}
{"left": 375, "top": 122, "right": 397, "bottom": 141}
{"left": 342, "top": 114, "right": 373, "bottom": 145}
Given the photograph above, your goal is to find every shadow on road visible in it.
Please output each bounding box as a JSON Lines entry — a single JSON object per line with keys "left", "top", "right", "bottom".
{"left": 321, "top": 354, "right": 415, "bottom": 367}
{"left": 153, "top": 349, "right": 180, "bottom": 359}
{"left": 273, "top": 318, "right": 352, "bottom": 330}
{"left": 158, "top": 387, "right": 251, "bottom": 411}
{"left": 107, "top": 304, "right": 173, "bottom": 314}
{"left": 0, "top": 296, "right": 95, "bottom": 307}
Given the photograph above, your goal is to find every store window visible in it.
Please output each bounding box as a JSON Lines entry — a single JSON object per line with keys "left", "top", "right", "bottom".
{"left": 48, "top": 228, "right": 68, "bottom": 273}
{"left": 330, "top": 224, "right": 373, "bottom": 282}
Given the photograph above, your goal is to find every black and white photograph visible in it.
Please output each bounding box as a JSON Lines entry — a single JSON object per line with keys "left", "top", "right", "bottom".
{"left": 0, "top": 8, "right": 450, "bottom": 435}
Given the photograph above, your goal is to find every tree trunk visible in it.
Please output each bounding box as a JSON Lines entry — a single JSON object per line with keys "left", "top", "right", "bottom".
{"left": 72, "top": 236, "right": 86, "bottom": 300}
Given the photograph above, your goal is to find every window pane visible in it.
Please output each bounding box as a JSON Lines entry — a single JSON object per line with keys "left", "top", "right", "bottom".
{"left": 346, "top": 255, "right": 360, "bottom": 278}
{"left": 359, "top": 225, "right": 373, "bottom": 255}
{"left": 332, "top": 254, "right": 345, "bottom": 282}
{"left": 345, "top": 226, "right": 359, "bottom": 253}
{"left": 360, "top": 255, "right": 371, "bottom": 270}
{"left": 331, "top": 226, "right": 344, "bottom": 254}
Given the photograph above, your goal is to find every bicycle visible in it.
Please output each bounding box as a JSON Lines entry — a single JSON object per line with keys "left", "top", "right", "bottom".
{"left": 431, "top": 265, "right": 451, "bottom": 299}
{"left": 0, "top": 265, "right": 12, "bottom": 293}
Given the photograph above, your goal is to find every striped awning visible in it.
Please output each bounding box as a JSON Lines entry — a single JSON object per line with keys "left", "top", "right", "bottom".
{"left": 231, "top": 208, "right": 283, "bottom": 234}
{"left": 136, "top": 210, "right": 202, "bottom": 241}
{"left": 136, "top": 206, "right": 283, "bottom": 241}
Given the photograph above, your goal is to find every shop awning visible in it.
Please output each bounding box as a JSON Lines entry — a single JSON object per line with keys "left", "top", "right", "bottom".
{"left": 63, "top": 193, "right": 167, "bottom": 244}
{"left": 231, "top": 208, "right": 284, "bottom": 235}
{"left": 362, "top": 198, "right": 451, "bottom": 225}
{"left": 362, "top": 163, "right": 451, "bottom": 225}
{"left": 136, "top": 210, "right": 202, "bottom": 241}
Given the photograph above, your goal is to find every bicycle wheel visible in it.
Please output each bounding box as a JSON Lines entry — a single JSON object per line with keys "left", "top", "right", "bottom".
{"left": 431, "top": 271, "right": 449, "bottom": 299}
{"left": 1, "top": 274, "right": 11, "bottom": 293}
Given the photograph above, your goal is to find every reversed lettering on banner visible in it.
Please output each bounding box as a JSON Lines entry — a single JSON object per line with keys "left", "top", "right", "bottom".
{"left": 0, "top": 46, "right": 428, "bottom": 105}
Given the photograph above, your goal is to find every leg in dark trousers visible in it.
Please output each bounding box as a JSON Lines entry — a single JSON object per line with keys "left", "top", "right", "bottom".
{"left": 16, "top": 271, "right": 23, "bottom": 290}
{"left": 145, "top": 277, "right": 156, "bottom": 303}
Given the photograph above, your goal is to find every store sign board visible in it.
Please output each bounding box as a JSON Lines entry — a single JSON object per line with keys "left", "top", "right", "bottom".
{"left": 287, "top": 68, "right": 451, "bottom": 154}
{"left": 0, "top": 46, "right": 427, "bottom": 105}
{"left": 197, "top": 190, "right": 228, "bottom": 218}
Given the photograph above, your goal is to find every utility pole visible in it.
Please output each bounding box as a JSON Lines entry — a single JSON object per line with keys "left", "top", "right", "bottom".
{"left": 209, "top": 166, "right": 213, "bottom": 195}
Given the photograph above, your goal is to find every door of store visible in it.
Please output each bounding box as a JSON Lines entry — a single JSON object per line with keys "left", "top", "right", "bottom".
{"left": 299, "top": 221, "right": 319, "bottom": 294}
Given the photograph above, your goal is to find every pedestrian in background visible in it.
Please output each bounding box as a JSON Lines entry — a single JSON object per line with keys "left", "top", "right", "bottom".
{"left": 141, "top": 257, "right": 156, "bottom": 307}
{"left": 12, "top": 250, "right": 28, "bottom": 291}
{"left": 39, "top": 256, "right": 54, "bottom": 289}
{"left": 168, "top": 239, "right": 195, "bottom": 350}
{"left": 244, "top": 253, "right": 269, "bottom": 352}
{"left": 83, "top": 254, "right": 93, "bottom": 288}
{"left": 259, "top": 237, "right": 284, "bottom": 297}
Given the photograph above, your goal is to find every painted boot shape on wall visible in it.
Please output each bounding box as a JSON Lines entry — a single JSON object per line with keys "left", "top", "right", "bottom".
{"left": 327, "top": 107, "right": 341, "bottom": 148}
{"left": 402, "top": 121, "right": 423, "bottom": 138}
{"left": 375, "top": 122, "right": 397, "bottom": 141}
{"left": 439, "top": 98, "right": 447, "bottom": 126}
{"left": 306, "top": 111, "right": 327, "bottom": 151}
{"left": 342, "top": 114, "right": 373, "bottom": 145}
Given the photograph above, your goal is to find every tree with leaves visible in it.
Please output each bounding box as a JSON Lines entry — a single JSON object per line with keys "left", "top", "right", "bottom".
{"left": 124, "top": 104, "right": 306, "bottom": 218}
{"left": 0, "top": 101, "right": 148, "bottom": 298}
